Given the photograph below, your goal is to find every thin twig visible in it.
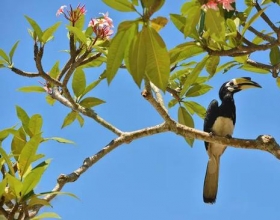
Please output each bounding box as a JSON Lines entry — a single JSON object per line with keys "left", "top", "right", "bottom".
{"left": 51, "top": 87, "right": 123, "bottom": 136}
{"left": 255, "top": 2, "right": 279, "bottom": 33}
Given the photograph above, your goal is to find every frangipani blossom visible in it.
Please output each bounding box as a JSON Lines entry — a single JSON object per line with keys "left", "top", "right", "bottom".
{"left": 56, "top": 5, "right": 67, "bottom": 17}
{"left": 88, "top": 12, "right": 114, "bottom": 39}
{"left": 201, "top": 0, "right": 235, "bottom": 12}
{"left": 218, "top": 0, "right": 235, "bottom": 12}
{"left": 56, "top": 4, "right": 86, "bottom": 24}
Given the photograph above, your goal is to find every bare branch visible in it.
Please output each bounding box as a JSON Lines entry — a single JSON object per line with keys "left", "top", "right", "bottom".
{"left": 247, "top": 26, "right": 276, "bottom": 43}
{"left": 255, "top": 2, "right": 279, "bottom": 33}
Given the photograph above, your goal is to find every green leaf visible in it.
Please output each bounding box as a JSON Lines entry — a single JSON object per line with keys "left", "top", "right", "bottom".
{"left": 75, "top": 14, "right": 85, "bottom": 30}
{"left": 42, "top": 22, "right": 61, "bottom": 43}
{"left": 206, "top": 56, "right": 220, "bottom": 76}
{"left": 76, "top": 114, "right": 84, "bottom": 127}
{"left": 0, "top": 146, "right": 15, "bottom": 176}
{"left": 24, "top": 15, "right": 43, "bottom": 41}
{"left": 184, "top": 101, "right": 206, "bottom": 119}
{"left": 180, "top": 56, "right": 209, "bottom": 96}
{"left": 216, "top": 60, "right": 238, "bottom": 74}
{"left": 79, "top": 97, "right": 105, "bottom": 108}
{"left": 277, "top": 77, "right": 280, "bottom": 89}
{"left": 185, "top": 84, "right": 212, "bottom": 97}
{"left": 183, "top": 5, "right": 201, "bottom": 38}
{"left": 107, "top": 21, "right": 137, "bottom": 84}
{"left": 11, "top": 127, "right": 27, "bottom": 161}
{"left": 241, "top": 7, "right": 267, "bottom": 36}
{"left": 141, "top": 0, "right": 165, "bottom": 12}
{"left": 0, "top": 49, "right": 9, "bottom": 63}
{"left": 6, "top": 173, "right": 23, "bottom": 198}
{"left": 0, "top": 178, "right": 7, "bottom": 198}
{"left": 28, "top": 114, "right": 43, "bottom": 137}
{"left": 44, "top": 137, "right": 75, "bottom": 144}
{"left": 18, "top": 134, "right": 42, "bottom": 177}
{"left": 80, "top": 56, "right": 107, "bottom": 68}
{"left": 46, "top": 95, "right": 56, "bottom": 106}
{"left": 17, "top": 86, "right": 46, "bottom": 93}
{"left": 36, "top": 191, "right": 79, "bottom": 199}
{"left": 66, "top": 25, "right": 87, "bottom": 44}
{"left": 270, "top": 46, "right": 280, "bottom": 65}
{"left": 205, "top": 9, "right": 225, "bottom": 42}
{"left": 72, "top": 68, "right": 86, "bottom": 98}
{"left": 21, "top": 160, "right": 51, "bottom": 198}
{"left": 169, "top": 42, "right": 204, "bottom": 66}
{"left": 144, "top": 26, "right": 170, "bottom": 91}
{"left": 168, "top": 99, "right": 178, "bottom": 108}
{"left": 49, "top": 61, "right": 60, "bottom": 79}
{"left": 80, "top": 78, "right": 102, "bottom": 100}
{"left": 31, "top": 212, "right": 61, "bottom": 220}
{"left": 102, "top": 0, "right": 136, "bottom": 12}
{"left": 16, "top": 106, "right": 31, "bottom": 135}
{"left": 178, "top": 106, "right": 194, "bottom": 147}
{"left": 61, "top": 111, "right": 77, "bottom": 129}
{"left": 240, "top": 64, "right": 270, "bottom": 74}
{"left": 9, "top": 41, "right": 20, "bottom": 63}
{"left": 28, "top": 196, "right": 51, "bottom": 207}
{"left": 170, "top": 14, "right": 186, "bottom": 34}
{"left": 128, "top": 29, "right": 146, "bottom": 87}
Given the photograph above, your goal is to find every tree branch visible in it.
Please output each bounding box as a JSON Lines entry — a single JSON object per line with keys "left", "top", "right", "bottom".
{"left": 51, "top": 87, "right": 123, "bottom": 136}
{"left": 28, "top": 122, "right": 169, "bottom": 217}
{"left": 255, "top": 2, "right": 279, "bottom": 33}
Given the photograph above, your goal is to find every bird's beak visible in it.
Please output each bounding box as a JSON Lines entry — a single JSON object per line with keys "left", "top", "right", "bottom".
{"left": 235, "top": 77, "right": 262, "bottom": 90}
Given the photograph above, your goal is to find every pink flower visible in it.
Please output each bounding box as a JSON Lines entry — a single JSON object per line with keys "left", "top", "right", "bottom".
{"left": 56, "top": 5, "right": 67, "bottom": 16}
{"left": 201, "top": 0, "right": 235, "bottom": 11}
{"left": 201, "top": 0, "right": 218, "bottom": 11}
{"left": 217, "top": 0, "right": 235, "bottom": 11}
{"left": 88, "top": 12, "right": 114, "bottom": 39}
{"left": 77, "top": 3, "right": 87, "bottom": 15}
{"left": 56, "top": 4, "right": 86, "bottom": 25}
{"left": 100, "top": 12, "right": 114, "bottom": 28}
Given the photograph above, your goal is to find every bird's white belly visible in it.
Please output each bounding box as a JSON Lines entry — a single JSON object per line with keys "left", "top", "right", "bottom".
{"left": 212, "top": 117, "right": 234, "bottom": 136}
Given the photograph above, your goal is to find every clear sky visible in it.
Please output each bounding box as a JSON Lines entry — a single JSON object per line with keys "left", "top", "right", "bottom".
{"left": 1, "top": 1, "right": 280, "bottom": 220}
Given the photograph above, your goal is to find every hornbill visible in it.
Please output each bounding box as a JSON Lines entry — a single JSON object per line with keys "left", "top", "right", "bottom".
{"left": 203, "top": 77, "right": 261, "bottom": 204}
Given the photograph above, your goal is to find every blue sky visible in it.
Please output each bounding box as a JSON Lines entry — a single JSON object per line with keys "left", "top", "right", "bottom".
{"left": 1, "top": 1, "right": 280, "bottom": 220}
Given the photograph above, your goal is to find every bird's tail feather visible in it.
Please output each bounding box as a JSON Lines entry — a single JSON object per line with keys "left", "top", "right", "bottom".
{"left": 203, "top": 156, "right": 220, "bottom": 204}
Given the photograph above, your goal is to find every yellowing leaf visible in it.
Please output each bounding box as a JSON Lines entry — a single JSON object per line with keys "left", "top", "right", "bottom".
{"left": 151, "top": 16, "right": 168, "bottom": 32}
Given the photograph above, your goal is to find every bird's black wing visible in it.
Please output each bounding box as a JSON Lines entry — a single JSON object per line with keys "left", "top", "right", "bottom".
{"left": 203, "top": 99, "right": 219, "bottom": 149}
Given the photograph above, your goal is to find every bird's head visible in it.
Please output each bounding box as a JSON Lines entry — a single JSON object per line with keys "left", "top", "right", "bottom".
{"left": 219, "top": 77, "right": 261, "bottom": 100}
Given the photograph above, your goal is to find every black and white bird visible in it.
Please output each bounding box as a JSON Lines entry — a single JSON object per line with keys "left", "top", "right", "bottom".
{"left": 203, "top": 77, "right": 261, "bottom": 204}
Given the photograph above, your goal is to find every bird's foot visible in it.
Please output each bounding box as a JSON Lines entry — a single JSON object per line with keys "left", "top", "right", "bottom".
{"left": 209, "top": 131, "right": 216, "bottom": 137}
{"left": 225, "top": 134, "right": 232, "bottom": 138}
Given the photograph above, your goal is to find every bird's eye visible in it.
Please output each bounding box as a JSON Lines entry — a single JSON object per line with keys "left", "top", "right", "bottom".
{"left": 229, "top": 82, "right": 234, "bottom": 86}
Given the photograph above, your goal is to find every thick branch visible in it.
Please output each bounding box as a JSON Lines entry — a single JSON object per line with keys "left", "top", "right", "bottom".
{"left": 28, "top": 122, "right": 169, "bottom": 217}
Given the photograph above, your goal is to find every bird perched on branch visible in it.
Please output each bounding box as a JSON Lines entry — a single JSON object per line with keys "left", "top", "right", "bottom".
{"left": 203, "top": 77, "right": 261, "bottom": 204}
